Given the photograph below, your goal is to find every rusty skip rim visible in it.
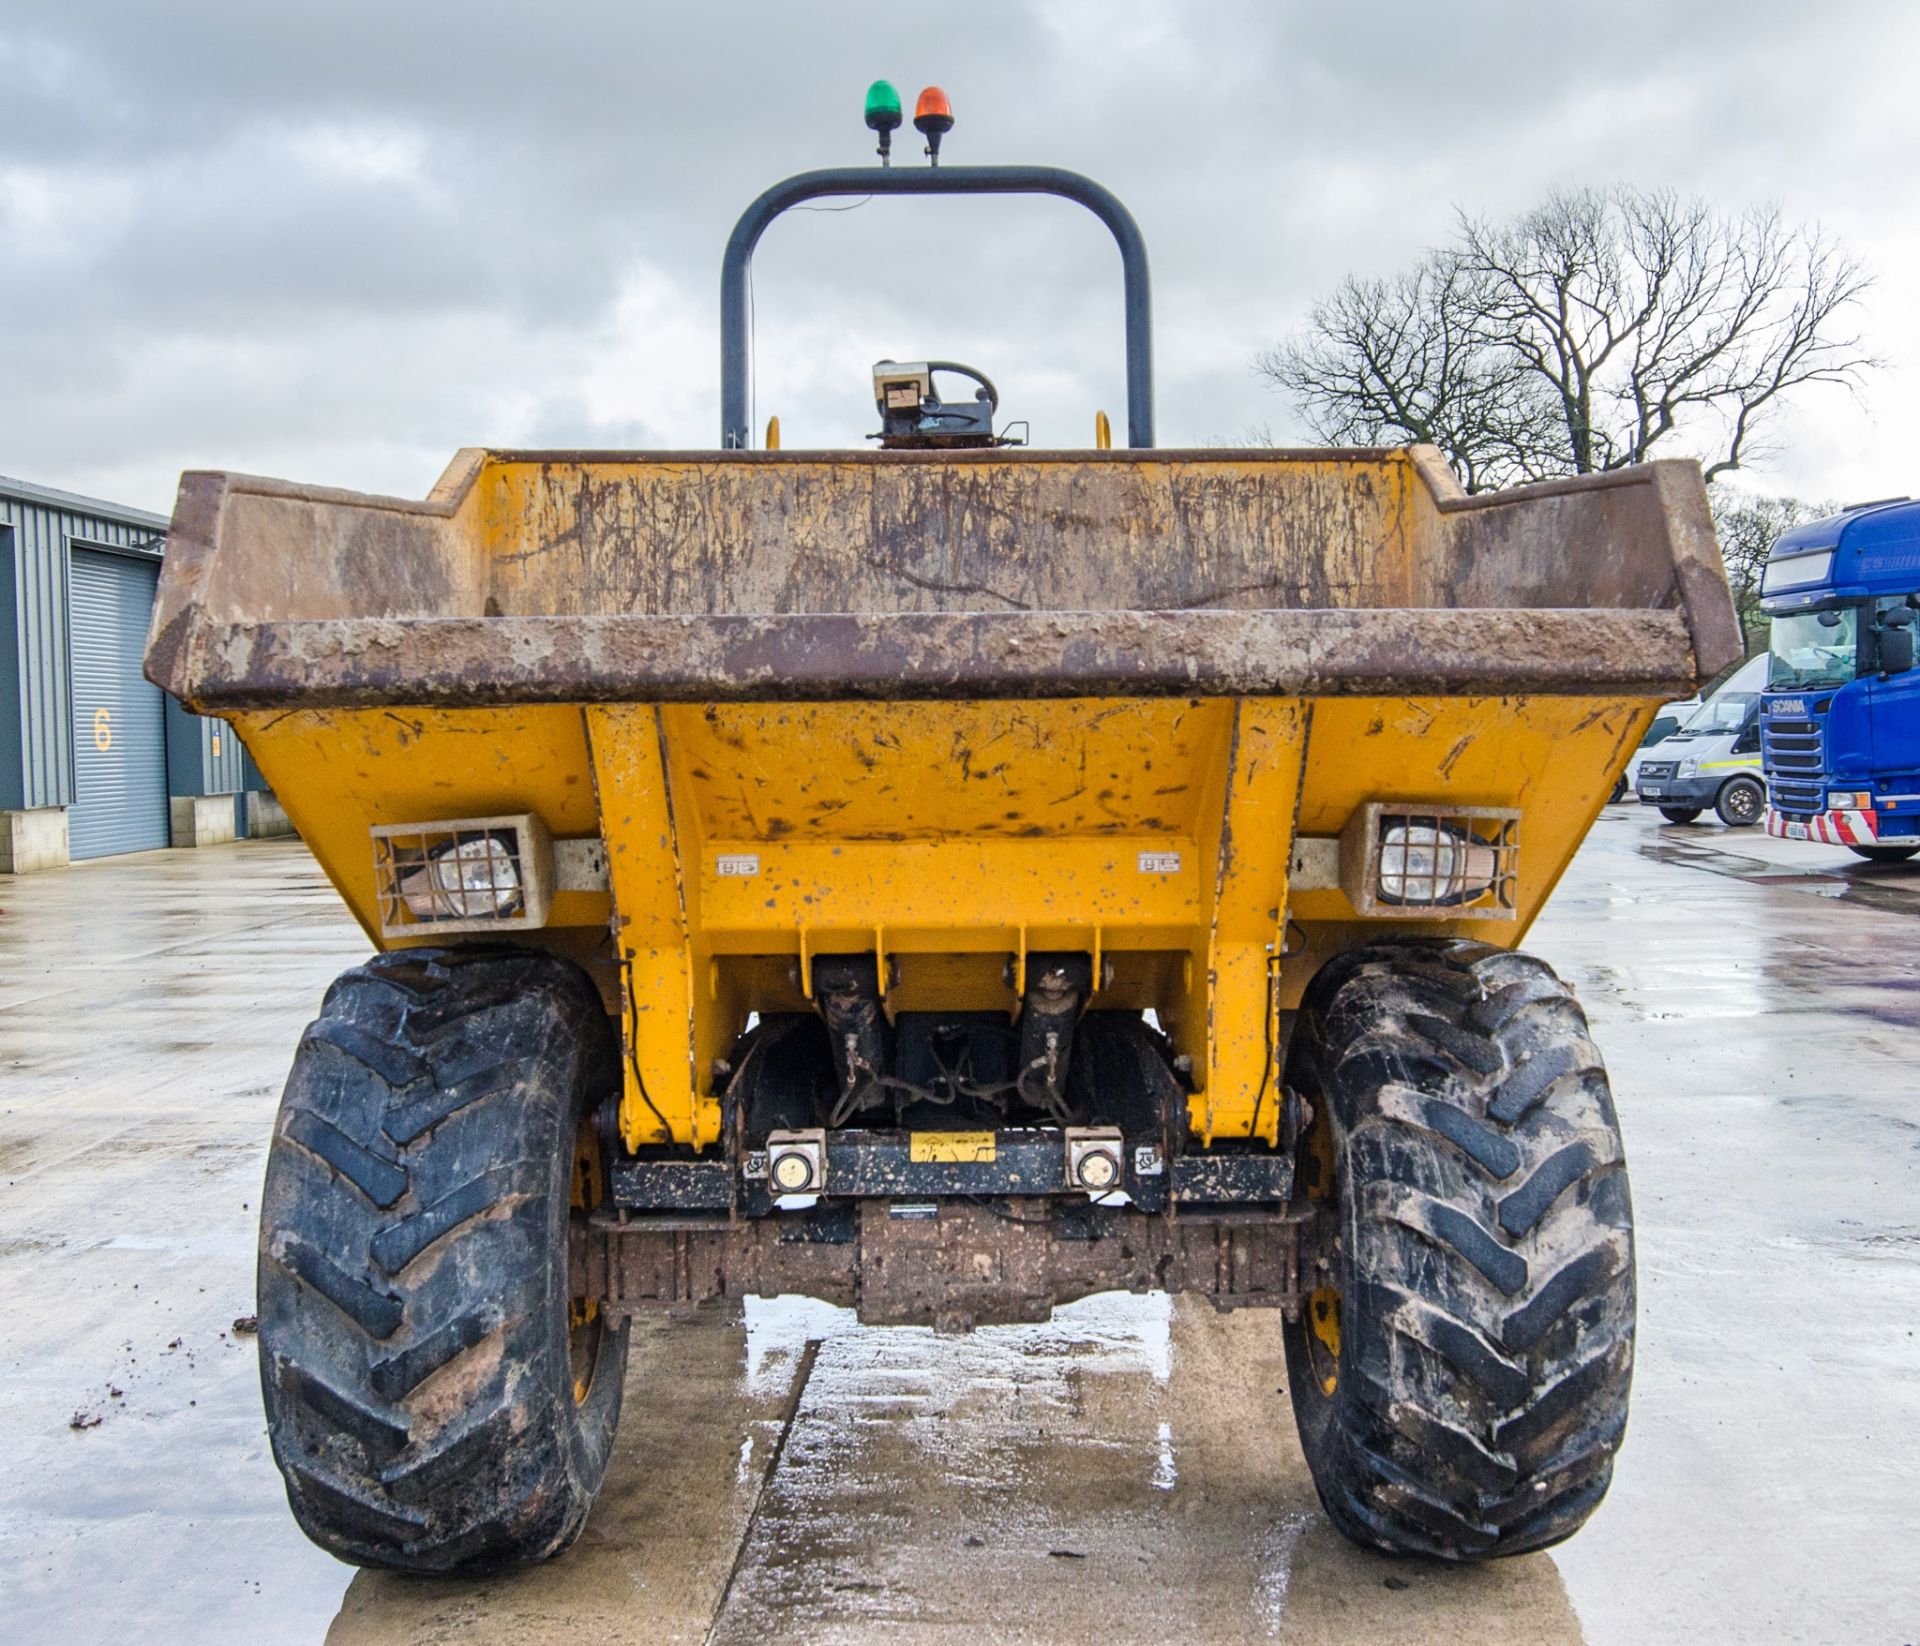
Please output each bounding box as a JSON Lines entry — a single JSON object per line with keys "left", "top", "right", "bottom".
{"left": 189, "top": 443, "right": 1712, "bottom": 496}
{"left": 166, "top": 606, "right": 1699, "bottom": 712}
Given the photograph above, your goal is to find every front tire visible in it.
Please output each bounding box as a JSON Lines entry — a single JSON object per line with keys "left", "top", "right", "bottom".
{"left": 258, "top": 947, "right": 628, "bottom": 1574}
{"left": 1281, "top": 939, "right": 1634, "bottom": 1560}
{"left": 1848, "top": 844, "right": 1919, "bottom": 864}
{"left": 1658, "top": 806, "right": 1702, "bottom": 824}
{"left": 1714, "top": 776, "right": 1765, "bottom": 828}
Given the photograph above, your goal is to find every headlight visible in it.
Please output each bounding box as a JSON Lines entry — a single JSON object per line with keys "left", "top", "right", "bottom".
{"left": 764, "top": 1129, "right": 827, "bottom": 1203}
{"left": 1676, "top": 757, "right": 1698, "bottom": 779}
{"left": 370, "top": 814, "right": 557, "bottom": 938}
{"left": 399, "top": 831, "right": 522, "bottom": 921}
{"left": 1828, "top": 791, "right": 1871, "bottom": 811}
{"left": 1334, "top": 803, "right": 1520, "bottom": 920}
{"left": 1377, "top": 822, "right": 1500, "bottom": 907}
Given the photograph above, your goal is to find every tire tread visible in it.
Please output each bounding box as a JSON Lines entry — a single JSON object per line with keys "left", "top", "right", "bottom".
{"left": 258, "top": 947, "right": 626, "bottom": 1575}
{"left": 1282, "top": 938, "right": 1636, "bottom": 1561}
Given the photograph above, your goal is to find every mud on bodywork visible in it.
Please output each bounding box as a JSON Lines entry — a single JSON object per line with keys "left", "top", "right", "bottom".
{"left": 575, "top": 1199, "right": 1312, "bottom": 1332}
{"left": 149, "top": 447, "right": 1737, "bottom": 711}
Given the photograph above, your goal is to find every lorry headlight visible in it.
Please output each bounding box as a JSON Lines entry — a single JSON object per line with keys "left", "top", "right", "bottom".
{"left": 1675, "top": 757, "right": 1698, "bottom": 779}
{"left": 1828, "top": 791, "right": 1871, "bottom": 811}
{"left": 1377, "top": 822, "right": 1500, "bottom": 907}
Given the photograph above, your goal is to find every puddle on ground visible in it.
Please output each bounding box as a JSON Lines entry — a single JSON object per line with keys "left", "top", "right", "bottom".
{"left": 1638, "top": 835, "right": 1920, "bottom": 916}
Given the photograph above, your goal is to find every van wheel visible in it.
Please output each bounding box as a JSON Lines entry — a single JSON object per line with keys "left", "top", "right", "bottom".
{"left": 1714, "top": 777, "right": 1764, "bottom": 828}
{"left": 1848, "top": 844, "right": 1919, "bottom": 863}
{"left": 1281, "top": 939, "right": 1634, "bottom": 1560}
{"left": 1658, "top": 807, "right": 1701, "bottom": 824}
{"left": 257, "top": 947, "right": 628, "bottom": 1573}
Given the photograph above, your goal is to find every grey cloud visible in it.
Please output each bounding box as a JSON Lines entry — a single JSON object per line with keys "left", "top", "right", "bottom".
{"left": 2, "top": 1, "right": 1915, "bottom": 509}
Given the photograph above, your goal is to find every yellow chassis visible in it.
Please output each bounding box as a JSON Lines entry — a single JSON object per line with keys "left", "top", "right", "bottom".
{"left": 235, "top": 691, "right": 1655, "bottom": 1152}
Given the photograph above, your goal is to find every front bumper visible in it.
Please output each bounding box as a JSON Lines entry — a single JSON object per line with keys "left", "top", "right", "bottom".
{"left": 1637, "top": 774, "right": 1721, "bottom": 808}
{"left": 1767, "top": 807, "right": 1880, "bottom": 845}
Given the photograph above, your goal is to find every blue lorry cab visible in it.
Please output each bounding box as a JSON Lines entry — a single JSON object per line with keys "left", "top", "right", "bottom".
{"left": 1759, "top": 497, "right": 1920, "bottom": 861}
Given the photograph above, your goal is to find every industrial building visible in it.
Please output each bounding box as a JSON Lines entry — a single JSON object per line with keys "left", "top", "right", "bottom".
{"left": 0, "top": 474, "right": 284, "bottom": 872}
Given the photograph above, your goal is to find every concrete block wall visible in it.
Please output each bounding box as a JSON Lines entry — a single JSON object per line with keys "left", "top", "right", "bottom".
{"left": 170, "top": 794, "right": 236, "bottom": 848}
{"left": 2, "top": 794, "right": 293, "bottom": 867}
{"left": 0, "top": 806, "right": 71, "bottom": 873}
{"left": 246, "top": 791, "right": 295, "bottom": 839}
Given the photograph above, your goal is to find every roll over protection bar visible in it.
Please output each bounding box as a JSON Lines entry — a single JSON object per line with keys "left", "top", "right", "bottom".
{"left": 720, "top": 165, "right": 1154, "bottom": 450}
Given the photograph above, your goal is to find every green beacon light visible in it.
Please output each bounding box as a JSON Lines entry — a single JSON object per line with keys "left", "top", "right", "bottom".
{"left": 864, "top": 80, "right": 903, "bottom": 165}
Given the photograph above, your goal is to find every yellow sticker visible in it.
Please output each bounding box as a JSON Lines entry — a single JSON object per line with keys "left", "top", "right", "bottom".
{"left": 909, "top": 1130, "right": 996, "bottom": 1164}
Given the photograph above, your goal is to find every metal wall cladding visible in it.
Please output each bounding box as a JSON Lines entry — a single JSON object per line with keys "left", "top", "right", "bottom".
{"left": 67, "top": 548, "right": 170, "bottom": 858}
{"left": 165, "top": 696, "right": 248, "bottom": 796}
{"left": 0, "top": 483, "right": 169, "bottom": 811}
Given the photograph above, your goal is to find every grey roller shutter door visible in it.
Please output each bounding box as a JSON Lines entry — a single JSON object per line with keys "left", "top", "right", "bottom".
{"left": 68, "top": 549, "right": 169, "bottom": 859}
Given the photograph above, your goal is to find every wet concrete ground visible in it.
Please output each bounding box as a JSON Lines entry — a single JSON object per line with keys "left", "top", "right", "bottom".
{"left": 2, "top": 811, "right": 1917, "bottom": 1644}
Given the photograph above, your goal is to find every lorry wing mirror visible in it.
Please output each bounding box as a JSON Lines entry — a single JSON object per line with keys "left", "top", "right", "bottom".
{"left": 1879, "top": 607, "right": 1914, "bottom": 675}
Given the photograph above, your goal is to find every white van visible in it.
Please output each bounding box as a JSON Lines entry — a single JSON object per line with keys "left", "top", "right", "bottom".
{"left": 1634, "top": 653, "right": 1769, "bottom": 826}
{"left": 1614, "top": 695, "right": 1701, "bottom": 800}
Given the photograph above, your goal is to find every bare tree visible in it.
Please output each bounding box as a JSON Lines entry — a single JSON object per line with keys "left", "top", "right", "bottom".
{"left": 1256, "top": 257, "right": 1566, "bottom": 491}
{"left": 1259, "top": 187, "right": 1875, "bottom": 491}
{"left": 1710, "top": 488, "right": 1839, "bottom": 650}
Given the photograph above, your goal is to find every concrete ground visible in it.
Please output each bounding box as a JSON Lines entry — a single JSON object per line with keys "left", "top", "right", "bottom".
{"left": 2, "top": 809, "right": 1916, "bottom": 1645}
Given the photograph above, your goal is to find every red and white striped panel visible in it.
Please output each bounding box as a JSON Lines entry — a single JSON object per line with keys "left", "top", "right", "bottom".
{"left": 1766, "top": 808, "right": 1877, "bottom": 844}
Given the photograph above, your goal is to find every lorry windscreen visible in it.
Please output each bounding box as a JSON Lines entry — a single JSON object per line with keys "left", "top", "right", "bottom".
{"left": 1768, "top": 608, "right": 1857, "bottom": 689}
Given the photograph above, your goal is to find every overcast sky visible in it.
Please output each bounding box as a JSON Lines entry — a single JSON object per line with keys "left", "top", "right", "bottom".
{"left": 3, "top": 1, "right": 1917, "bottom": 517}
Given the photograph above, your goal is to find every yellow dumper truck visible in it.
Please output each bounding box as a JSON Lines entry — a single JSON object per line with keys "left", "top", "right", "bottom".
{"left": 147, "top": 110, "right": 1739, "bottom": 1574}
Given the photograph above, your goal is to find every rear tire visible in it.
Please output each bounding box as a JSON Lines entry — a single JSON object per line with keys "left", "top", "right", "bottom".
{"left": 258, "top": 946, "right": 628, "bottom": 1573}
{"left": 1848, "top": 844, "right": 1919, "bottom": 863}
{"left": 1658, "top": 807, "right": 1701, "bottom": 824}
{"left": 1281, "top": 939, "right": 1634, "bottom": 1560}
{"left": 1714, "top": 776, "right": 1765, "bottom": 828}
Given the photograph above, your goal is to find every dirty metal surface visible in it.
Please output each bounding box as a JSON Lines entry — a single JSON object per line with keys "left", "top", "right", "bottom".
{"left": 609, "top": 1157, "right": 734, "bottom": 1210}
{"left": 147, "top": 447, "right": 1739, "bottom": 710}
{"left": 227, "top": 689, "right": 1664, "bottom": 1155}
{"left": 670, "top": 696, "right": 1231, "bottom": 841}
{"left": 1168, "top": 1149, "right": 1297, "bottom": 1203}
{"left": 579, "top": 1199, "right": 1306, "bottom": 1328}
{"left": 723, "top": 1126, "right": 1174, "bottom": 1211}
{"left": 167, "top": 606, "right": 1700, "bottom": 710}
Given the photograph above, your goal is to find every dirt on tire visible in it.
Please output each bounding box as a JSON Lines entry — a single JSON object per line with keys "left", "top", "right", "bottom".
{"left": 1281, "top": 937, "right": 1634, "bottom": 1560}
{"left": 256, "top": 946, "right": 628, "bottom": 1574}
